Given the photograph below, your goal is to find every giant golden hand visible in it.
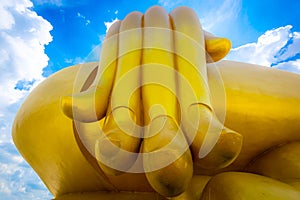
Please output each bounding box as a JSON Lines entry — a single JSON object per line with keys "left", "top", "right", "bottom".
{"left": 12, "top": 6, "right": 300, "bottom": 200}
{"left": 61, "top": 6, "right": 242, "bottom": 197}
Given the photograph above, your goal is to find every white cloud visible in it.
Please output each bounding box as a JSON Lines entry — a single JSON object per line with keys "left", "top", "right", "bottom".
{"left": 0, "top": 0, "right": 52, "bottom": 111}
{"left": 0, "top": 142, "right": 53, "bottom": 199}
{"left": 64, "top": 56, "right": 85, "bottom": 64}
{"left": 0, "top": 0, "right": 53, "bottom": 199}
{"left": 32, "top": 0, "right": 63, "bottom": 6}
{"left": 104, "top": 18, "right": 119, "bottom": 33}
{"left": 0, "top": 2, "right": 16, "bottom": 30}
{"left": 227, "top": 25, "right": 300, "bottom": 74}
{"left": 273, "top": 59, "right": 300, "bottom": 74}
{"left": 274, "top": 31, "right": 300, "bottom": 62}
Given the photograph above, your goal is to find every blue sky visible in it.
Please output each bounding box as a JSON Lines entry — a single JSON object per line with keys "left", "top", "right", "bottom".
{"left": 0, "top": 0, "right": 299, "bottom": 199}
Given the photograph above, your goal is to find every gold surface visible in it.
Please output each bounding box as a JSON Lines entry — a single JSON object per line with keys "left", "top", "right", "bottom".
{"left": 13, "top": 61, "right": 300, "bottom": 199}
{"left": 12, "top": 5, "right": 300, "bottom": 200}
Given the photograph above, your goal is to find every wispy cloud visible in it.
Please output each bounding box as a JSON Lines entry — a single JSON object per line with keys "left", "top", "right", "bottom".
{"left": 32, "top": 0, "right": 63, "bottom": 6}
{"left": 227, "top": 25, "right": 300, "bottom": 74}
{"left": 158, "top": 0, "right": 242, "bottom": 33}
{"left": 199, "top": 0, "right": 242, "bottom": 33}
{"left": 64, "top": 44, "right": 102, "bottom": 65}
{"left": 64, "top": 56, "right": 85, "bottom": 64}
{"left": 77, "top": 12, "right": 91, "bottom": 25}
{"left": 158, "top": 0, "right": 185, "bottom": 10}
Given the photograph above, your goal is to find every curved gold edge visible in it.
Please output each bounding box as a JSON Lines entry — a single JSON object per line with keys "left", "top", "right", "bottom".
{"left": 70, "top": 65, "right": 118, "bottom": 190}
{"left": 53, "top": 191, "right": 166, "bottom": 200}
{"left": 72, "top": 121, "right": 118, "bottom": 191}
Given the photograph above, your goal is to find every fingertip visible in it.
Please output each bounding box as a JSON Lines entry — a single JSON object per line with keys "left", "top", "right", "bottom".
{"left": 197, "top": 129, "right": 243, "bottom": 169}
{"left": 205, "top": 37, "right": 232, "bottom": 62}
{"left": 120, "top": 11, "right": 143, "bottom": 30}
{"left": 144, "top": 5, "right": 169, "bottom": 28}
{"left": 106, "top": 20, "right": 122, "bottom": 38}
{"left": 96, "top": 107, "right": 141, "bottom": 175}
{"left": 144, "top": 148, "right": 193, "bottom": 197}
{"left": 170, "top": 6, "right": 197, "bottom": 16}
{"left": 142, "top": 116, "right": 193, "bottom": 197}
{"left": 146, "top": 5, "right": 167, "bottom": 14}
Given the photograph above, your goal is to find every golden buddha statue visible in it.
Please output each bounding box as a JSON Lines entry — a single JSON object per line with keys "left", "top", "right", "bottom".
{"left": 12, "top": 6, "right": 300, "bottom": 200}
